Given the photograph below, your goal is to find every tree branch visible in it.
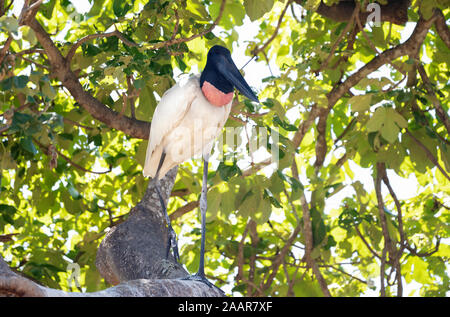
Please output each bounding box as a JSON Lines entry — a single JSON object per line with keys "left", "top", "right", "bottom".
{"left": 327, "top": 12, "right": 438, "bottom": 110}
{"left": 375, "top": 163, "right": 395, "bottom": 258}
{"left": 145, "top": 0, "right": 227, "bottom": 51}
{"left": 26, "top": 18, "right": 150, "bottom": 139}
{"left": 169, "top": 200, "right": 199, "bottom": 221}
{"left": 292, "top": 104, "right": 320, "bottom": 149}
{"left": 313, "top": 110, "right": 328, "bottom": 168}
{"left": 434, "top": 9, "right": 450, "bottom": 49}
{"left": 405, "top": 129, "right": 450, "bottom": 181}
{"left": 295, "top": 0, "right": 410, "bottom": 26}
{"left": 299, "top": 190, "right": 331, "bottom": 296}
{"left": 251, "top": 0, "right": 292, "bottom": 57}
{"left": 66, "top": 30, "right": 137, "bottom": 64}
{"left": 314, "top": 1, "right": 359, "bottom": 73}
{"left": 0, "top": 256, "right": 223, "bottom": 297}
{"left": 355, "top": 225, "right": 381, "bottom": 260}
{"left": 380, "top": 167, "right": 405, "bottom": 244}
{"left": 417, "top": 63, "right": 450, "bottom": 136}
{"left": 34, "top": 138, "right": 112, "bottom": 174}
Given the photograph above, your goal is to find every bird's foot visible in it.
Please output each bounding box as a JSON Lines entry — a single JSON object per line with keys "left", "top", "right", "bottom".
{"left": 182, "top": 272, "right": 225, "bottom": 295}
{"left": 166, "top": 225, "right": 180, "bottom": 263}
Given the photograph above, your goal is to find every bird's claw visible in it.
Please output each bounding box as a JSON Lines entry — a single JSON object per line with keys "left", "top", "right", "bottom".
{"left": 182, "top": 272, "right": 223, "bottom": 294}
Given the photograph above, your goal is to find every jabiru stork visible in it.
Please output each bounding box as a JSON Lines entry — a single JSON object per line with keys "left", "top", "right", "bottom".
{"left": 143, "top": 45, "right": 259, "bottom": 286}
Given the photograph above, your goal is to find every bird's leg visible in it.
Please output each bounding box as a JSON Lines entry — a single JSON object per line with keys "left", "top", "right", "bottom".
{"left": 182, "top": 154, "right": 223, "bottom": 293}
{"left": 154, "top": 152, "right": 180, "bottom": 262}
{"left": 197, "top": 155, "right": 209, "bottom": 279}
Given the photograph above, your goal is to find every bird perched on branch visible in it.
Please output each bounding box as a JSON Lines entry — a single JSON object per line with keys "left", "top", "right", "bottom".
{"left": 143, "top": 45, "right": 259, "bottom": 286}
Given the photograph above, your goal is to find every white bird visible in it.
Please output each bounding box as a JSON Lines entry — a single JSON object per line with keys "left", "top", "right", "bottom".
{"left": 143, "top": 45, "right": 259, "bottom": 286}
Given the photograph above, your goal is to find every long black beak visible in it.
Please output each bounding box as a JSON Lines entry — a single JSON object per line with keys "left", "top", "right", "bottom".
{"left": 216, "top": 55, "right": 259, "bottom": 104}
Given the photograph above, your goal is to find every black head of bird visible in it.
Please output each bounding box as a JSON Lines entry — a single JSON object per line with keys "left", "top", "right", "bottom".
{"left": 200, "top": 45, "right": 260, "bottom": 107}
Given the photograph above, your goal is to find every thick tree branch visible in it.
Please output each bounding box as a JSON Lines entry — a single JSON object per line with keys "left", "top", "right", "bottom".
{"left": 375, "top": 163, "right": 395, "bottom": 258}
{"left": 327, "top": 12, "right": 438, "bottom": 110}
{"left": 314, "top": 111, "right": 328, "bottom": 168}
{"left": 295, "top": 0, "right": 410, "bottom": 26}
{"left": 299, "top": 191, "right": 331, "bottom": 297}
{"left": 0, "top": 256, "right": 223, "bottom": 296}
{"left": 26, "top": 18, "right": 150, "bottom": 139}
{"left": 434, "top": 9, "right": 450, "bottom": 49}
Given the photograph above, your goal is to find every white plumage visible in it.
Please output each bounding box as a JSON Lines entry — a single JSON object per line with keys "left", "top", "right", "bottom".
{"left": 143, "top": 75, "right": 232, "bottom": 178}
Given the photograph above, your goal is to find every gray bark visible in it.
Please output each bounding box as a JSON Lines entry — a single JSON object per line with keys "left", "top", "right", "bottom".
{"left": 0, "top": 167, "right": 224, "bottom": 297}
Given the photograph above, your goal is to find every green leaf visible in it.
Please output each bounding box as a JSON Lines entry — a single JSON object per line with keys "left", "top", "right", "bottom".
{"left": 251, "top": 198, "right": 272, "bottom": 225}
{"left": 21, "top": 26, "right": 37, "bottom": 46}
{"left": 87, "top": 0, "right": 106, "bottom": 17}
{"left": 390, "top": 108, "right": 408, "bottom": 128}
{"left": 381, "top": 114, "right": 400, "bottom": 144}
{"left": 175, "top": 56, "right": 187, "bottom": 72}
{"left": 273, "top": 115, "right": 298, "bottom": 131}
{"left": 67, "top": 183, "right": 82, "bottom": 200}
{"left": 217, "top": 161, "right": 241, "bottom": 181}
{"left": 0, "top": 204, "right": 16, "bottom": 215}
{"left": 41, "top": 81, "right": 56, "bottom": 99}
{"left": 40, "top": 0, "right": 56, "bottom": 19}
{"left": 366, "top": 107, "right": 386, "bottom": 132}
{"left": 263, "top": 188, "right": 282, "bottom": 208}
{"left": 113, "top": 0, "right": 132, "bottom": 17}
{"left": 13, "top": 112, "right": 33, "bottom": 124}
{"left": 13, "top": 75, "right": 29, "bottom": 89}
{"left": 238, "top": 190, "right": 258, "bottom": 219}
{"left": 206, "top": 187, "right": 221, "bottom": 221}
{"left": 244, "top": 0, "right": 274, "bottom": 21}
{"left": 20, "top": 137, "right": 38, "bottom": 155}
{"left": 0, "top": 16, "right": 19, "bottom": 36}
{"left": 220, "top": 188, "right": 236, "bottom": 216}
{"left": 311, "top": 208, "right": 326, "bottom": 247}
{"left": 304, "top": 0, "right": 321, "bottom": 10}
{"left": 348, "top": 94, "right": 372, "bottom": 113}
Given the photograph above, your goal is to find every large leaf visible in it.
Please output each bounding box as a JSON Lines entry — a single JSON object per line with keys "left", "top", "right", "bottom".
{"left": 243, "top": 0, "right": 274, "bottom": 21}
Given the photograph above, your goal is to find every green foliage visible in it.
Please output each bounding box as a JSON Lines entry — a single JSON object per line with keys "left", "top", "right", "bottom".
{"left": 0, "top": 0, "right": 448, "bottom": 297}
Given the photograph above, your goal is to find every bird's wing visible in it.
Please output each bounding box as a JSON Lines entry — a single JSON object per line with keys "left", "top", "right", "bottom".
{"left": 144, "top": 76, "right": 200, "bottom": 174}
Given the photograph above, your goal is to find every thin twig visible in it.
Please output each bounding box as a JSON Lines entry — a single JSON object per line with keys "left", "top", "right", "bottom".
{"left": 145, "top": 0, "right": 227, "bottom": 51}
{"left": 16, "top": 54, "right": 50, "bottom": 70}
{"left": 315, "top": 2, "right": 359, "bottom": 73}
{"left": 34, "top": 138, "right": 112, "bottom": 174}
{"left": 321, "top": 264, "right": 367, "bottom": 284}
{"left": 380, "top": 168, "right": 405, "bottom": 244}
{"left": 355, "top": 225, "right": 381, "bottom": 260}
{"left": 251, "top": 0, "right": 292, "bottom": 57}
{"left": 66, "top": 30, "right": 137, "bottom": 63}
{"left": 236, "top": 221, "right": 250, "bottom": 282}
{"left": 405, "top": 129, "right": 450, "bottom": 181}
{"left": 417, "top": 64, "right": 450, "bottom": 135}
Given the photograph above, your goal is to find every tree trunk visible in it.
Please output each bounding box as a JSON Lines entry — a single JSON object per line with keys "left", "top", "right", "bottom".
{"left": 0, "top": 167, "right": 224, "bottom": 297}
